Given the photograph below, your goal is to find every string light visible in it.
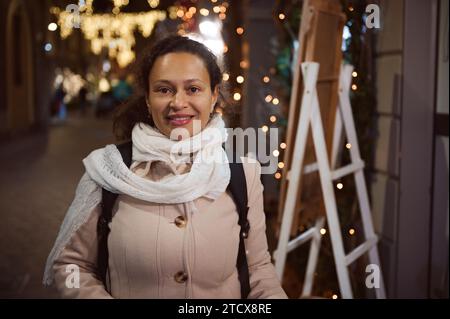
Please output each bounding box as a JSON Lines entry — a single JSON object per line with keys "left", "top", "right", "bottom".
{"left": 233, "top": 92, "right": 241, "bottom": 101}
{"left": 275, "top": 172, "right": 281, "bottom": 179}
{"left": 223, "top": 73, "right": 229, "bottom": 81}
{"left": 263, "top": 76, "right": 270, "bottom": 83}
{"left": 352, "top": 71, "right": 358, "bottom": 77}
{"left": 272, "top": 98, "right": 280, "bottom": 105}
{"left": 54, "top": 8, "right": 166, "bottom": 67}
{"left": 352, "top": 84, "right": 357, "bottom": 91}
{"left": 236, "top": 76, "right": 244, "bottom": 83}
{"left": 240, "top": 60, "right": 249, "bottom": 69}
{"left": 332, "top": 294, "right": 338, "bottom": 299}
{"left": 278, "top": 13, "right": 285, "bottom": 20}
{"left": 148, "top": 0, "right": 159, "bottom": 8}
{"left": 346, "top": 143, "right": 352, "bottom": 149}
{"left": 269, "top": 115, "right": 277, "bottom": 122}
{"left": 278, "top": 162, "right": 285, "bottom": 169}
{"left": 280, "top": 142, "right": 287, "bottom": 149}
{"left": 219, "top": 13, "right": 226, "bottom": 20}
{"left": 320, "top": 228, "right": 327, "bottom": 235}
{"left": 200, "top": 8, "right": 209, "bottom": 16}
{"left": 223, "top": 44, "right": 228, "bottom": 53}
{"left": 348, "top": 6, "right": 354, "bottom": 12}
{"left": 273, "top": 150, "right": 280, "bottom": 157}
{"left": 336, "top": 183, "right": 343, "bottom": 190}
{"left": 349, "top": 228, "right": 355, "bottom": 235}
{"left": 261, "top": 125, "right": 269, "bottom": 133}
{"left": 236, "top": 27, "right": 244, "bottom": 35}
{"left": 48, "top": 22, "right": 57, "bottom": 31}
{"left": 265, "top": 95, "right": 273, "bottom": 103}
{"left": 213, "top": 6, "right": 221, "bottom": 13}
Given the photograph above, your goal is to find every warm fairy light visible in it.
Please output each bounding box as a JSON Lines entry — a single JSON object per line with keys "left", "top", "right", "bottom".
{"left": 219, "top": 5, "right": 227, "bottom": 13}
{"left": 280, "top": 142, "right": 287, "bottom": 149}
{"left": 349, "top": 228, "right": 355, "bottom": 235}
{"left": 213, "top": 6, "right": 221, "bottom": 13}
{"left": 200, "top": 8, "right": 209, "bottom": 16}
{"left": 332, "top": 294, "right": 338, "bottom": 299}
{"left": 352, "top": 84, "right": 357, "bottom": 90}
{"left": 219, "top": 13, "right": 226, "bottom": 20}
{"left": 99, "top": 78, "right": 110, "bottom": 92}
{"left": 48, "top": 22, "right": 57, "bottom": 31}
{"left": 54, "top": 8, "right": 166, "bottom": 67}
{"left": 236, "top": 27, "right": 244, "bottom": 35}
{"left": 279, "top": 13, "right": 285, "bottom": 20}
{"left": 320, "top": 228, "right": 327, "bottom": 235}
{"left": 278, "top": 162, "right": 285, "bottom": 169}
{"left": 261, "top": 125, "right": 269, "bottom": 133}
{"left": 349, "top": 6, "right": 354, "bottom": 12}
{"left": 272, "top": 98, "right": 280, "bottom": 105}
{"left": 273, "top": 150, "right": 280, "bottom": 157}
{"left": 223, "top": 44, "right": 228, "bottom": 53}
{"left": 337, "top": 183, "right": 343, "bottom": 190}
{"left": 233, "top": 92, "right": 241, "bottom": 101}
{"left": 270, "top": 115, "right": 277, "bottom": 122}
{"left": 223, "top": 73, "right": 229, "bottom": 81}
{"left": 275, "top": 172, "right": 281, "bottom": 179}
{"left": 236, "top": 76, "right": 244, "bottom": 83}
{"left": 211, "top": 0, "right": 218, "bottom": 3}
{"left": 177, "top": 9, "right": 184, "bottom": 18}
{"left": 263, "top": 76, "right": 270, "bottom": 83}
{"left": 188, "top": 7, "right": 196, "bottom": 14}
{"left": 352, "top": 71, "right": 358, "bottom": 77}
{"left": 148, "top": 0, "right": 159, "bottom": 8}
{"left": 346, "top": 143, "right": 352, "bottom": 149}
{"left": 240, "top": 60, "right": 249, "bottom": 69}
{"left": 265, "top": 95, "right": 273, "bottom": 103}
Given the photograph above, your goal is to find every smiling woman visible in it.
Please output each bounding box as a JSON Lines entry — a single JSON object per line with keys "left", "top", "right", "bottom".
{"left": 112, "top": 35, "right": 230, "bottom": 142}
{"left": 43, "top": 35, "right": 288, "bottom": 300}
{"left": 148, "top": 52, "right": 219, "bottom": 138}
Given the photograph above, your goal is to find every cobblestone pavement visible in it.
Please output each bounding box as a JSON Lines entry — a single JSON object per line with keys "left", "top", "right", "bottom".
{"left": 0, "top": 112, "right": 115, "bottom": 298}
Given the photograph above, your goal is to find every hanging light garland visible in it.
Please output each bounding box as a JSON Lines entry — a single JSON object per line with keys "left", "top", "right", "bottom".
{"left": 51, "top": 0, "right": 166, "bottom": 68}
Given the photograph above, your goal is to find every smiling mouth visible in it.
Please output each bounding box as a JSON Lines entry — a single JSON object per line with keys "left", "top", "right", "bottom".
{"left": 166, "top": 115, "right": 195, "bottom": 126}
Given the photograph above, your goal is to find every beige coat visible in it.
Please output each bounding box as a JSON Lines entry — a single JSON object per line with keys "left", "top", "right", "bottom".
{"left": 52, "top": 157, "right": 288, "bottom": 299}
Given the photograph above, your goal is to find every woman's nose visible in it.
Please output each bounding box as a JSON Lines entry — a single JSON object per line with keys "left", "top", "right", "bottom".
{"left": 171, "top": 91, "right": 189, "bottom": 109}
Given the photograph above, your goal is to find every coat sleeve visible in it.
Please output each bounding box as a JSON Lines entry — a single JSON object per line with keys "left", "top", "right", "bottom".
{"left": 52, "top": 203, "right": 113, "bottom": 299}
{"left": 242, "top": 159, "right": 289, "bottom": 299}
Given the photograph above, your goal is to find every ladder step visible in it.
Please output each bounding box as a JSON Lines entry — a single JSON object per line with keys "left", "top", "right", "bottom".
{"left": 286, "top": 227, "right": 320, "bottom": 253}
{"left": 331, "top": 160, "right": 364, "bottom": 180}
{"left": 286, "top": 161, "right": 364, "bottom": 181}
{"left": 345, "top": 236, "right": 378, "bottom": 266}
{"left": 286, "top": 163, "right": 318, "bottom": 180}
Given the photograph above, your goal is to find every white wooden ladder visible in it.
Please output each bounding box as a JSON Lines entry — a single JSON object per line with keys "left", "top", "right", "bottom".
{"left": 273, "top": 62, "right": 386, "bottom": 299}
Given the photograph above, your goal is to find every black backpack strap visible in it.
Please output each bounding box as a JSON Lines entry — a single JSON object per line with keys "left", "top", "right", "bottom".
{"left": 97, "top": 141, "right": 133, "bottom": 287}
{"left": 227, "top": 161, "right": 251, "bottom": 299}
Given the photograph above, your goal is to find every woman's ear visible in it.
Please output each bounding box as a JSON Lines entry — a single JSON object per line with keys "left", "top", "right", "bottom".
{"left": 211, "top": 86, "right": 219, "bottom": 111}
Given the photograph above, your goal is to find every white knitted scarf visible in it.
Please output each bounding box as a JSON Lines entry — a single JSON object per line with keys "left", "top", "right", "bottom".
{"left": 43, "top": 114, "right": 230, "bottom": 286}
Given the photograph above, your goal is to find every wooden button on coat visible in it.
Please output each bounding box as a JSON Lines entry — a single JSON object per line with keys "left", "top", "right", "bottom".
{"left": 174, "top": 215, "right": 187, "bottom": 228}
{"left": 174, "top": 271, "right": 188, "bottom": 283}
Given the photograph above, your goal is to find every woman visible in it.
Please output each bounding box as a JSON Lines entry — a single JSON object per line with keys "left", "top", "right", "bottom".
{"left": 43, "top": 35, "right": 288, "bottom": 299}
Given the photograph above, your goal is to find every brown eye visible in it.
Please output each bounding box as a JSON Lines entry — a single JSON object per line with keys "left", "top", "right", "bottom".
{"left": 157, "top": 87, "right": 171, "bottom": 94}
{"left": 189, "top": 87, "right": 200, "bottom": 93}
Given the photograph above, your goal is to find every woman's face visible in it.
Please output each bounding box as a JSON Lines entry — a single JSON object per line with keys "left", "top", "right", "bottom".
{"left": 147, "top": 52, "right": 219, "bottom": 139}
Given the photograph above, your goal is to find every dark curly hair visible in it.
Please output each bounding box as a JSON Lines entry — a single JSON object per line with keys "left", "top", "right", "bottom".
{"left": 112, "top": 34, "right": 233, "bottom": 142}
